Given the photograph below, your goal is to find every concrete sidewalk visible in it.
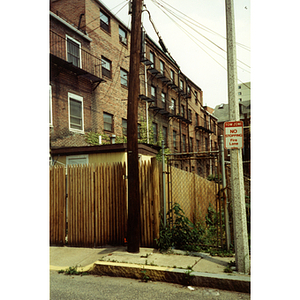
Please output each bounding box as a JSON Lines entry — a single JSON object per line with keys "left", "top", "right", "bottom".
{"left": 50, "top": 246, "right": 250, "bottom": 293}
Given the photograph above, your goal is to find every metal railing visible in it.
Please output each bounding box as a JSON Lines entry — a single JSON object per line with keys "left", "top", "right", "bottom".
{"left": 50, "top": 30, "right": 102, "bottom": 79}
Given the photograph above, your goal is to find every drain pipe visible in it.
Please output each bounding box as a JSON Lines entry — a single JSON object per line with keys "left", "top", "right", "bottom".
{"left": 78, "top": 13, "right": 84, "bottom": 31}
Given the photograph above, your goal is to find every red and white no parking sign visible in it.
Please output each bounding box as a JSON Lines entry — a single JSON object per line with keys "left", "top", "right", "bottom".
{"left": 224, "top": 121, "right": 244, "bottom": 149}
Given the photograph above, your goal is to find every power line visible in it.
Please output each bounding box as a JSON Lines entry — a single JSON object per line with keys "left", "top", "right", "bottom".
{"left": 151, "top": 0, "right": 250, "bottom": 71}
{"left": 154, "top": 0, "right": 250, "bottom": 51}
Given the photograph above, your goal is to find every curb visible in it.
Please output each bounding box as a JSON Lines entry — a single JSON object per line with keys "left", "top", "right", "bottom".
{"left": 88, "top": 261, "right": 250, "bottom": 293}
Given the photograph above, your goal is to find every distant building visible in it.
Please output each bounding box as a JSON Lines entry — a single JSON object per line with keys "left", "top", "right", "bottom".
{"left": 213, "top": 84, "right": 251, "bottom": 176}
{"left": 237, "top": 82, "right": 251, "bottom": 102}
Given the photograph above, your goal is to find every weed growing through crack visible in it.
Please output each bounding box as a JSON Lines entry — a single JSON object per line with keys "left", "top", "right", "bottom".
{"left": 141, "top": 269, "right": 150, "bottom": 282}
{"left": 58, "top": 265, "right": 89, "bottom": 276}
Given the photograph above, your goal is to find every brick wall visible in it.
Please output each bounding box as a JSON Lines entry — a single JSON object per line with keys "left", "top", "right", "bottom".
{"left": 49, "top": 0, "right": 219, "bottom": 161}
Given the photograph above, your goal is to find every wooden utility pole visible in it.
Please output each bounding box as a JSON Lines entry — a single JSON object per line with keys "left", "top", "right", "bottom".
{"left": 225, "top": 0, "right": 250, "bottom": 273}
{"left": 127, "top": 0, "right": 143, "bottom": 253}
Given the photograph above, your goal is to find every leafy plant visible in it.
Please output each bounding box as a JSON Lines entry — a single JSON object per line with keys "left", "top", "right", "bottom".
{"left": 141, "top": 269, "right": 150, "bottom": 282}
{"left": 58, "top": 265, "right": 89, "bottom": 276}
{"left": 156, "top": 203, "right": 235, "bottom": 256}
{"left": 183, "top": 269, "right": 195, "bottom": 286}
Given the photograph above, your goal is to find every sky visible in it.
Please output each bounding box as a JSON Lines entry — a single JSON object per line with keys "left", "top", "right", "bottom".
{"left": 99, "top": 0, "right": 251, "bottom": 109}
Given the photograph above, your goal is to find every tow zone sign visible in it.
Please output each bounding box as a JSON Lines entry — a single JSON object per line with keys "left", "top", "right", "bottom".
{"left": 224, "top": 121, "right": 244, "bottom": 149}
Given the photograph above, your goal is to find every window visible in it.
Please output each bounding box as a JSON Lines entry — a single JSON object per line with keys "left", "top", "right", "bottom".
{"left": 238, "top": 92, "right": 242, "bottom": 95}
{"left": 173, "top": 130, "right": 177, "bottom": 149}
{"left": 163, "top": 126, "right": 167, "bottom": 147}
{"left": 150, "top": 51, "right": 155, "bottom": 68}
{"left": 151, "top": 86, "right": 156, "bottom": 100}
{"left": 180, "top": 79, "right": 184, "bottom": 91}
{"left": 119, "top": 27, "right": 127, "bottom": 45}
{"left": 205, "top": 137, "right": 208, "bottom": 151}
{"left": 196, "top": 139, "right": 200, "bottom": 152}
{"left": 195, "top": 91, "right": 198, "bottom": 104}
{"left": 238, "top": 85, "right": 241, "bottom": 89}
{"left": 170, "top": 69, "right": 175, "bottom": 82}
{"left": 122, "top": 118, "right": 127, "bottom": 136}
{"left": 160, "top": 60, "right": 164, "bottom": 74}
{"left": 181, "top": 105, "right": 185, "bottom": 118}
{"left": 187, "top": 86, "right": 190, "bottom": 94}
{"left": 188, "top": 109, "right": 192, "bottom": 121}
{"left": 66, "top": 155, "right": 89, "bottom": 166}
{"left": 103, "top": 112, "right": 113, "bottom": 132}
{"left": 204, "top": 114, "right": 207, "bottom": 128}
{"left": 68, "top": 93, "right": 84, "bottom": 133}
{"left": 49, "top": 85, "right": 52, "bottom": 126}
{"left": 189, "top": 137, "right": 193, "bottom": 152}
{"left": 171, "top": 98, "right": 176, "bottom": 114}
{"left": 195, "top": 113, "right": 199, "bottom": 126}
{"left": 100, "top": 11, "right": 110, "bottom": 32}
{"left": 120, "top": 68, "right": 128, "bottom": 87}
{"left": 161, "top": 92, "right": 166, "bottom": 108}
{"left": 182, "top": 134, "right": 186, "bottom": 152}
{"left": 66, "top": 35, "right": 81, "bottom": 67}
{"left": 102, "top": 57, "right": 112, "bottom": 78}
{"left": 152, "top": 122, "right": 158, "bottom": 144}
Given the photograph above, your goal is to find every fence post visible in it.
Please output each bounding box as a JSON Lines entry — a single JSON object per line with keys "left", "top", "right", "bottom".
{"left": 219, "top": 135, "right": 231, "bottom": 250}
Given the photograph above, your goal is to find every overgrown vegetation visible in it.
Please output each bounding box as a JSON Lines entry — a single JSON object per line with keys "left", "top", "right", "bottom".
{"left": 58, "top": 265, "right": 89, "bottom": 276}
{"left": 85, "top": 116, "right": 170, "bottom": 162}
{"left": 155, "top": 203, "right": 234, "bottom": 256}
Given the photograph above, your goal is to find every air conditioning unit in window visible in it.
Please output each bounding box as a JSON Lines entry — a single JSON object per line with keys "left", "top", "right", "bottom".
{"left": 120, "top": 37, "right": 127, "bottom": 45}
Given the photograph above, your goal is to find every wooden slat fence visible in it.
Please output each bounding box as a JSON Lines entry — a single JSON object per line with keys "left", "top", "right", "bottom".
{"left": 139, "top": 158, "right": 161, "bottom": 247}
{"left": 49, "top": 165, "right": 66, "bottom": 246}
{"left": 50, "top": 160, "right": 162, "bottom": 248}
{"left": 170, "top": 166, "right": 219, "bottom": 224}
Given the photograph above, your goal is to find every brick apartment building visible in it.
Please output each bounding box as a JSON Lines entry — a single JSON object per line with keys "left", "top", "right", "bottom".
{"left": 49, "top": 0, "right": 218, "bottom": 176}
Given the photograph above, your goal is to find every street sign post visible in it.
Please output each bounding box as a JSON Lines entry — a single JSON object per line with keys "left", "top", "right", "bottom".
{"left": 224, "top": 121, "right": 244, "bottom": 149}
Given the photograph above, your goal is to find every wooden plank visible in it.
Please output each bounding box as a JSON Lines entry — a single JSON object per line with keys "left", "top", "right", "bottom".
{"left": 147, "top": 161, "right": 153, "bottom": 247}
{"left": 144, "top": 161, "right": 150, "bottom": 246}
{"left": 111, "top": 163, "right": 116, "bottom": 244}
{"left": 59, "top": 166, "right": 66, "bottom": 245}
{"left": 115, "top": 163, "right": 120, "bottom": 244}
{"left": 95, "top": 164, "right": 99, "bottom": 246}
{"left": 151, "top": 158, "right": 160, "bottom": 245}
{"left": 54, "top": 166, "right": 59, "bottom": 244}
{"left": 140, "top": 161, "right": 145, "bottom": 246}
{"left": 49, "top": 168, "right": 53, "bottom": 244}
{"left": 91, "top": 164, "right": 95, "bottom": 247}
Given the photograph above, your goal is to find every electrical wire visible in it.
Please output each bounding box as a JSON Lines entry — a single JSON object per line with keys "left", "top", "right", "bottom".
{"left": 145, "top": 0, "right": 251, "bottom": 90}
{"left": 150, "top": 0, "right": 250, "bottom": 72}
{"left": 154, "top": 0, "right": 250, "bottom": 51}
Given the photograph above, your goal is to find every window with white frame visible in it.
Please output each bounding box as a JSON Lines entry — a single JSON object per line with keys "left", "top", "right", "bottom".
{"left": 49, "top": 85, "right": 52, "bottom": 126}
{"left": 68, "top": 93, "right": 84, "bottom": 133}
{"left": 66, "top": 35, "right": 81, "bottom": 68}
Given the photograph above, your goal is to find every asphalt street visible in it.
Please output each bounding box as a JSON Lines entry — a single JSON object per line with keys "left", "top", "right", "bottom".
{"left": 50, "top": 270, "right": 250, "bottom": 300}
